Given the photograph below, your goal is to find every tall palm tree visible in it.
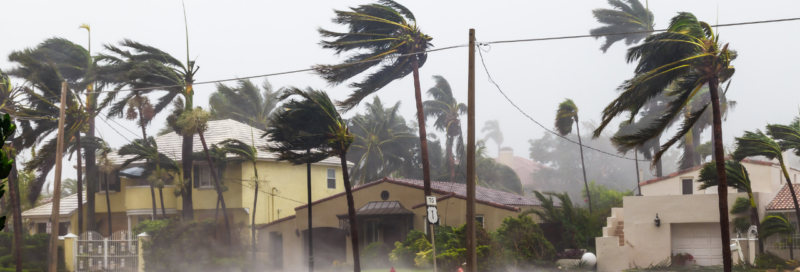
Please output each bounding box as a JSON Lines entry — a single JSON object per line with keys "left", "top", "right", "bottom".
{"left": 316, "top": 0, "right": 437, "bottom": 198}
{"left": 555, "top": 99, "right": 592, "bottom": 213}
{"left": 177, "top": 107, "right": 231, "bottom": 243}
{"left": 732, "top": 130, "right": 800, "bottom": 235}
{"left": 218, "top": 137, "right": 261, "bottom": 263}
{"left": 761, "top": 214, "right": 795, "bottom": 260}
{"left": 348, "top": 97, "right": 416, "bottom": 185}
{"left": 590, "top": 0, "right": 655, "bottom": 53}
{"left": 96, "top": 141, "right": 116, "bottom": 235}
{"left": 269, "top": 87, "right": 362, "bottom": 272}
{"left": 79, "top": 23, "right": 102, "bottom": 233}
{"left": 210, "top": 79, "right": 283, "bottom": 131}
{"left": 0, "top": 71, "right": 29, "bottom": 267}
{"left": 481, "top": 120, "right": 503, "bottom": 153}
{"left": 697, "top": 160, "right": 763, "bottom": 253}
{"left": 117, "top": 137, "right": 174, "bottom": 219}
{"left": 424, "top": 76, "right": 467, "bottom": 184}
{"left": 593, "top": 13, "right": 737, "bottom": 271}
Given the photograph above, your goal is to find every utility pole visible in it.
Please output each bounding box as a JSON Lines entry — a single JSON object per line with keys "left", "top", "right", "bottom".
{"left": 307, "top": 157, "right": 313, "bottom": 272}
{"left": 465, "top": 28, "right": 477, "bottom": 272}
{"left": 634, "top": 149, "right": 642, "bottom": 196}
{"left": 47, "top": 82, "right": 68, "bottom": 272}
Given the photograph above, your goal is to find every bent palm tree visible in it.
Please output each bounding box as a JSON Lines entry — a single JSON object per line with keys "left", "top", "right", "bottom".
{"left": 761, "top": 214, "right": 795, "bottom": 260}
{"left": 117, "top": 137, "right": 174, "bottom": 218}
{"left": 316, "top": 0, "right": 437, "bottom": 198}
{"left": 732, "top": 130, "right": 800, "bottom": 237}
{"left": 593, "top": 13, "right": 737, "bottom": 271}
{"left": 555, "top": 99, "right": 592, "bottom": 213}
{"left": 177, "top": 108, "right": 231, "bottom": 243}
{"left": 590, "top": 0, "right": 655, "bottom": 53}
{"left": 348, "top": 97, "right": 415, "bottom": 185}
{"left": 697, "top": 160, "right": 763, "bottom": 253}
{"left": 210, "top": 79, "right": 283, "bottom": 131}
{"left": 424, "top": 76, "right": 467, "bottom": 183}
{"left": 218, "top": 137, "right": 261, "bottom": 263}
{"left": 481, "top": 120, "right": 503, "bottom": 153}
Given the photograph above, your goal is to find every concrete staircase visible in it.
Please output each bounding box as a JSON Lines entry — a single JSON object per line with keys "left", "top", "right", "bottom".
{"left": 602, "top": 207, "right": 625, "bottom": 246}
{"left": 615, "top": 221, "right": 625, "bottom": 246}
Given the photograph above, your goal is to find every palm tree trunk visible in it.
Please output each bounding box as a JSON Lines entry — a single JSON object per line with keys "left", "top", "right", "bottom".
{"left": 215, "top": 196, "right": 220, "bottom": 222}
{"left": 340, "top": 152, "right": 361, "bottom": 272}
{"left": 158, "top": 188, "right": 166, "bottom": 219}
{"left": 446, "top": 136, "right": 455, "bottom": 184}
{"left": 76, "top": 132, "right": 84, "bottom": 234}
{"left": 86, "top": 111, "right": 97, "bottom": 231}
{"left": 8, "top": 149, "right": 23, "bottom": 272}
{"left": 692, "top": 123, "right": 702, "bottom": 165}
{"left": 708, "top": 76, "right": 732, "bottom": 272}
{"left": 411, "top": 57, "right": 432, "bottom": 197}
{"left": 682, "top": 128, "right": 696, "bottom": 170}
{"left": 182, "top": 134, "right": 194, "bottom": 221}
{"left": 306, "top": 157, "right": 314, "bottom": 272}
{"left": 105, "top": 174, "right": 112, "bottom": 236}
{"left": 198, "top": 132, "right": 231, "bottom": 244}
{"left": 654, "top": 138, "right": 663, "bottom": 177}
{"left": 138, "top": 106, "right": 158, "bottom": 220}
{"left": 574, "top": 118, "right": 593, "bottom": 214}
{"left": 780, "top": 163, "right": 800, "bottom": 255}
{"left": 251, "top": 169, "right": 259, "bottom": 269}
{"left": 149, "top": 186, "right": 157, "bottom": 220}
{"left": 749, "top": 204, "right": 764, "bottom": 254}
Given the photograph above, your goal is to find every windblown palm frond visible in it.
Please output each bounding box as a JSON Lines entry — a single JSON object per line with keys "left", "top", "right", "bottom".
{"left": 590, "top": 0, "right": 655, "bottom": 52}
{"left": 117, "top": 137, "right": 176, "bottom": 170}
{"left": 696, "top": 160, "right": 751, "bottom": 193}
{"left": 264, "top": 87, "right": 333, "bottom": 165}
{"left": 555, "top": 99, "right": 578, "bottom": 136}
{"left": 768, "top": 120, "right": 800, "bottom": 157}
{"left": 210, "top": 79, "right": 283, "bottom": 130}
{"left": 481, "top": 120, "right": 503, "bottom": 150}
{"left": 732, "top": 130, "right": 784, "bottom": 163}
{"left": 761, "top": 214, "right": 794, "bottom": 239}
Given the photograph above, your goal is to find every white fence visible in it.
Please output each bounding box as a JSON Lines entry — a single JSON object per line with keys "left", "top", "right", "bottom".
{"left": 74, "top": 230, "right": 138, "bottom": 272}
{"left": 764, "top": 233, "right": 800, "bottom": 250}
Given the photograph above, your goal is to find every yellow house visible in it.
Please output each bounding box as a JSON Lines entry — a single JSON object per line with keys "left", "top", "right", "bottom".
{"left": 257, "top": 176, "right": 548, "bottom": 271}
{"left": 22, "top": 119, "right": 352, "bottom": 237}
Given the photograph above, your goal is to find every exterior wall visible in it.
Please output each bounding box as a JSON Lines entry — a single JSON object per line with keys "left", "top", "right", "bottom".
{"left": 125, "top": 185, "right": 178, "bottom": 211}
{"left": 241, "top": 160, "right": 346, "bottom": 225}
{"left": 259, "top": 217, "right": 303, "bottom": 271}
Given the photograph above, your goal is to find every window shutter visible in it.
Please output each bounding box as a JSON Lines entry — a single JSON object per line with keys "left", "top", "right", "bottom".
{"left": 114, "top": 170, "right": 121, "bottom": 192}
{"left": 193, "top": 165, "right": 200, "bottom": 188}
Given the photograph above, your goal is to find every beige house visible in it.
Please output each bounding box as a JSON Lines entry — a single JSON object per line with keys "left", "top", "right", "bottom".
{"left": 257, "top": 177, "right": 547, "bottom": 271}
{"left": 597, "top": 157, "right": 800, "bottom": 272}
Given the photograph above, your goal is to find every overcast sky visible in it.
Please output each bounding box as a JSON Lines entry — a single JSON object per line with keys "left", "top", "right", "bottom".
{"left": 2, "top": 0, "right": 799, "bottom": 187}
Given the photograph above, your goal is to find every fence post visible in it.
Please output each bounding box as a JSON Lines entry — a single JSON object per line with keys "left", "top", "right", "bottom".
{"left": 137, "top": 232, "right": 149, "bottom": 272}
{"left": 63, "top": 233, "right": 78, "bottom": 272}
{"left": 104, "top": 238, "right": 109, "bottom": 269}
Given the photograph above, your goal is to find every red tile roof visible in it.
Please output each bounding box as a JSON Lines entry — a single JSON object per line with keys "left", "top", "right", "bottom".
{"left": 767, "top": 184, "right": 800, "bottom": 210}
{"left": 410, "top": 192, "right": 521, "bottom": 212}
{"left": 639, "top": 158, "right": 777, "bottom": 186}
{"left": 293, "top": 177, "right": 547, "bottom": 212}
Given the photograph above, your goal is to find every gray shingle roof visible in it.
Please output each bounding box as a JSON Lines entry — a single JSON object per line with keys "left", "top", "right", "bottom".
{"left": 107, "top": 119, "right": 348, "bottom": 166}
{"left": 21, "top": 193, "right": 85, "bottom": 218}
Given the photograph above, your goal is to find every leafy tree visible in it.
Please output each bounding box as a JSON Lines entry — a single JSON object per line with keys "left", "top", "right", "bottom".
{"left": 468, "top": 141, "right": 522, "bottom": 194}
{"left": 481, "top": 120, "right": 503, "bottom": 153}
{"left": 177, "top": 107, "right": 231, "bottom": 244}
{"left": 761, "top": 214, "right": 795, "bottom": 260}
{"left": 697, "top": 160, "right": 763, "bottom": 253}
{"left": 424, "top": 76, "right": 467, "bottom": 184}
{"left": 496, "top": 214, "right": 556, "bottom": 264}
{"left": 555, "top": 99, "right": 593, "bottom": 213}
{"left": 316, "top": 0, "right": 438, "bottom": 198}
{"left": 593, "top": 13, "right": 737, "bottom": 270}
{"left": 348, "top": 97, "right": 416, "bottom": 185}
{"left": 218, "top": 137, "right": 261, "bottom": 264}
{"left": 209, "top": 79, "right": 283, "bottom": 131}
{"left": 590, "top": 0, "right": 654, "bottom": 53}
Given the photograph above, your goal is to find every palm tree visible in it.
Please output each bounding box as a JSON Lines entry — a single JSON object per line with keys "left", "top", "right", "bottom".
{"left": 761, "top": 214, "right": 795, "bottom": 260}
{"left": 348, "top": 97, "right": 416, "bottom": 185}
{"left": 523, "top": 191, "right": 582, "bottom": 249}
{"left": 590, "top": 0, "right": 655, "bottom": 53}
{"left": 218, "top": 137, "right": 261, "bottom": 263}
{"left": 732, "top": 130, "right": 800, "bottom": 235}
{"left": 96, "top": 141, "right": 116, "bottom": 236}
{"left": 424, "top": 76, "right": 467, "bottom": 184}
{"left": 767, "top": 116, "right": 800, "bottom": 173}
{"left": 555, "top": 99, "right": 593, "bottom": 213}
{"left": 117, "top": 137, "right": 174, "bottom": 219}
{"left": 79, "top": 23, "right": 103, "bottom": 233}
{"left": 270, "top": 87, "right": 362, "bottom": 271}
{"left": 481, "top": 120, "right": 504, "bottom": 153}
{"left": 0, "top": 71, "right": 29, "bottom": 269}
{"left": 592, "top": 13, "right": 737, "bottom": 271}
{"left": 471, "top": 140, "right": 523, "bottom": 194}
{"left": 316, "top": 0, "right": 437, "bottom": 198}
{"left": 177, "top": 107, "right": 231, "bottom": 243}
{"left": 697, "top": 160, "right": 763, "bottom": 253}
{"left": 209, "top": 79, "right": 283, "bottom": 131}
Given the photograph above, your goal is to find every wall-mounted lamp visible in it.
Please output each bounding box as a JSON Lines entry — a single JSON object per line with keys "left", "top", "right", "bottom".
{"left": 654, "top": 214, "right": 661, "bottom": 227}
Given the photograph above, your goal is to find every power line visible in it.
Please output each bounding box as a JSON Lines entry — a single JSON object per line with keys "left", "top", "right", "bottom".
{"left": 224, "top": 178, "right": 307, "bottom": 205}
{"left": 476, "top": 44, "right": 649, "bottom": 162}
{"left": 480, "top": 17, "right": 800, "bottom": 45}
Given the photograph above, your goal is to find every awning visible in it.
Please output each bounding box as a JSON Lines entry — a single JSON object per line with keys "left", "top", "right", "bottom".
{"left": 119, "top": 167, "right": 146, "bottom": 178}
{"left": 336, "top": 201, "right": 414, "bottom": 219}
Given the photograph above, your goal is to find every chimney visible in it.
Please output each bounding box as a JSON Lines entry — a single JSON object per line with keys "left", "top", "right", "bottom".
{"left": 498, "top": 147, "right": 514, "bottom": 167}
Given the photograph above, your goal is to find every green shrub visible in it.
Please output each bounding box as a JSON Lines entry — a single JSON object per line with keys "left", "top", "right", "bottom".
{"left": 361, "top": 242, "right": 391, "bottom": 268}
{"left": 435, "top": 223, "right": 505, "bottom": 272}
{"left": 0, "top": 255, "right": 11, "bottom": 268}
{"left": 755, "top": 251, "right": 787, "bottom": 269}
{"left": 140, "top": 218, "right": 247, "bottom": 272}
{"left": 497, "top": 214, "right": 556, "bottom": 264}
{"left": 389, "top": 230, "right": 429, "bottom": 268}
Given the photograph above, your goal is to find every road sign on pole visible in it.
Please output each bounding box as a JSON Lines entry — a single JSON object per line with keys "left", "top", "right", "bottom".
{"left": 427, "top": 206, "right": 439, "bottom": 224}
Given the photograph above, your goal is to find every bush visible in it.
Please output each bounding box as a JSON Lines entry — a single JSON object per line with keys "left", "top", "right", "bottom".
{"left": 389, "top": 230, "right": 429, "bottom": 268}
{"left": 497, "top": 214, "right": 556, "bottom": 264}
{"left": 436, "top": 223, "right": 506, "bottom": 272}
{"left": 556, "top": 249, "right": 584, "bottom": 260}
{"left": 361, "top": 242, "right": 391, "bottom": 268}
{"left": 755, "top": 251, "right": 788, "bottom": 269}
{"left": 139, "top": 218, "right": 248, "bottom": 272}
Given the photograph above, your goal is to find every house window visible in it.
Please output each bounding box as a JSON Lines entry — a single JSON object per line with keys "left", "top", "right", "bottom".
{"left": 193, "top": 165, "right": 213, "bottom": 188}
{"left": 365, "top": 220, "right": 379, "bottom": 245}
{"left": 98, "top": 171, "right": 119, "bottom": 192}
{"left": 327, "top": 169, "right": 336, "bottom": 189}
{"left": 476, "top": 215, "right": 485, "bottom": 228}
{"left": 682, "top": 179, "right": 693, "bottom": 195}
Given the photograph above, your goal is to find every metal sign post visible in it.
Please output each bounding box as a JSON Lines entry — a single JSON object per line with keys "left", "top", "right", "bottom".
{"left": 426, "top": 196, "right": 438, "bottom": 272}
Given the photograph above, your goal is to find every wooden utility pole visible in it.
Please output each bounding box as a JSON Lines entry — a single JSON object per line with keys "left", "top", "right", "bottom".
{"left": 465, "top": 28, "right": 477, "bottom": 272}
{"left": 47, "top": 82, "right": 68, "bottom": 272}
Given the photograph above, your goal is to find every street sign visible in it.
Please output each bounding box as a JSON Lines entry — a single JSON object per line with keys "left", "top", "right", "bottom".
{"left": 426, "top": 196, "right": 437, "bottom": 206}
{"left": 427, "top": 206, "right": 439, "bottom": 224}
{"left": 46, "top": 222, "right": 52, "bottom": 234}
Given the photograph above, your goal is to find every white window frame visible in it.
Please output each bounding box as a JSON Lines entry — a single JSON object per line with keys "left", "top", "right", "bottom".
{"left": 194, "top": 165, "right": 214, "bottom": 188}
{"left": 476, "top": 215, "right": 485, "bottom": 228}
{"left": 327, "top": 169, "right": 336, "bottom": 189}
